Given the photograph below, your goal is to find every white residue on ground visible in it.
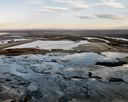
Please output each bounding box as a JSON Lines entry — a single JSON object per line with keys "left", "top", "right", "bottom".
{"left": 0, "top": 38, "right": 29, "bottom": 44}
{"left": 84, "top": 37, "right": 110, "bottom": 43}
{"left": 105, "top": 36, "right": 128, "bottom": 41}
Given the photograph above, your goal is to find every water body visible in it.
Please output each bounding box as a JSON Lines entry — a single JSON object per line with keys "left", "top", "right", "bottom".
{"left": 7, "top": 40, "right": 90, "bottom": 50}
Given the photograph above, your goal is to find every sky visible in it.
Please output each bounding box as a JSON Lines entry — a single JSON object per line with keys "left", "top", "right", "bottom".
{"left": 0, "top": 0, "right": 128, "bottom": 30}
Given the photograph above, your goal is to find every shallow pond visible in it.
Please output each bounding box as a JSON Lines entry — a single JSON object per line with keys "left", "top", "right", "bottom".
{"left": 6, "top": 40, "right": 89, "bottom": 50}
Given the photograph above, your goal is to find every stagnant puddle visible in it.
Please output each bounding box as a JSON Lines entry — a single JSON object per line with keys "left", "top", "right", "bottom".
{"left": 0, "top": 52, "right": 128, "bottom": 101}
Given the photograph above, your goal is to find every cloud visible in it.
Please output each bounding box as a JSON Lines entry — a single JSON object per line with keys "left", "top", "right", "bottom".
{"left": 53, "top": 0, "right": 90, "bottom": 10}
{"left": 93, "top": 0, "right": 125, "bottom": 8}
{"left": 76, "top": 13, "right": 128, "bottom": 20}
{"left": 53, "top": 0, "right": 125, "bottom": 10}
{"left": 38, "top": 6, "right": 68, "bottom": 13}
{"left": 102, "top": 0, "right": 125, "bottom": 8}
{"left": 75, "top": 15, "right": 93, "bottom": 19}
{"left": 96, "top": 13, "right": 128, "bottom": 20}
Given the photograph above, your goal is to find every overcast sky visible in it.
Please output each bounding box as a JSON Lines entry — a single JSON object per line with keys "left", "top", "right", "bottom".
{"left": 0, "top": 0, "right": 128, "bottom": 30}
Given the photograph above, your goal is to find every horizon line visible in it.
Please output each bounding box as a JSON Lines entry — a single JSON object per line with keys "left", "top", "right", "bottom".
{"left": 0, "top": 28, "right": 128, "bottom": 32}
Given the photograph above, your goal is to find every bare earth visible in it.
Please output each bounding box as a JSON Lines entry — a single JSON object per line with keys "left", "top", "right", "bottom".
{"left": 0, "top": 31, "right": 128, "bottom": 102}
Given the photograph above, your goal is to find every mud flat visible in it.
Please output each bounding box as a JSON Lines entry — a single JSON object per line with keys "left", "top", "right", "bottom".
{"left": 0, "top": 34, "right": 128, "bottom": 53}
{"left": 0, "top": 37, "right": 128, "bottom": 55}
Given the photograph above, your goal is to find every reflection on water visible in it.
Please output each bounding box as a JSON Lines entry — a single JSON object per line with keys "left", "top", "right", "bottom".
{"left": 63, "top": 52, "right": 103, "bottom": 67}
